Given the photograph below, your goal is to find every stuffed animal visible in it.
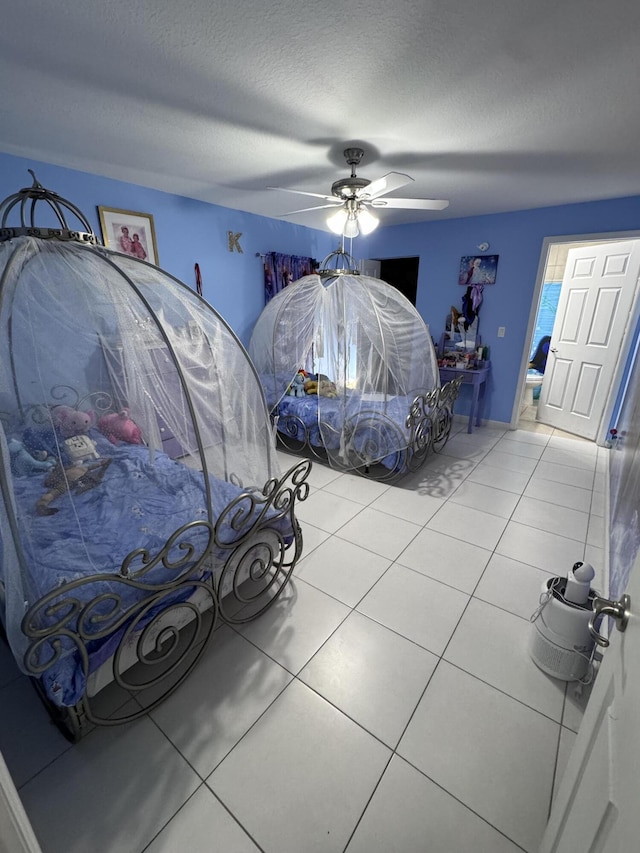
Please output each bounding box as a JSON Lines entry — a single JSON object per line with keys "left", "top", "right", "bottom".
{"left": 318, "top": 379, "right": 338, "bottom": 398}
{"left": 304, "top": 378, "right": 338, "bottom": 398}
{"left": 22, "top": 426, "right": 59, "bottom": 460}
{"left": 97, "top": 409, "right": 143, "bottom": 445}
{"left": 51, "top": 405, "right": 96, "bottom": 439}
{"left": 287, "top": 372, "right": 307, "bottom": 398}
{"left": 64, "top": 434, "right": 100, "bottom": 464}
{"left": 36, "top": 458, "right": 112, "bottom": 516}
{"left": 8, "top": 438, "right": 56, "bottom": 477}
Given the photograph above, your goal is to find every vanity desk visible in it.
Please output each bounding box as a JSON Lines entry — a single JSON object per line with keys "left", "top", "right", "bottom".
{"left": 438, "top": 362, "right": 490, "bottom": 434}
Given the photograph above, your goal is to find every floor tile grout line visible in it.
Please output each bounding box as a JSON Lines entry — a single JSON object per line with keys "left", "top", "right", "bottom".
{"left": 211, "top": 601, "right": 564, "bottom": 850}
{"left": 504, "top": 511, "right": 591, "bottom": 545}
{"left": 138, "top": 781, "right": 267, "bottom": 853}
{"left": 546, "top": 722, "right": 566, "bottom": 824}
{"left": 384, "top": 750, "right": 531, "bottom": 853}
{"left": 340, "top": 752, "right": 395, "bottom": 853}
{"left": 203, "top": 783, "right": 268, "bottom": 853}
{"left": 15, "top": 736, "right": 75, "bottom": 793}
{"left": 439, "top": 657, "right": 566, "bottom": 728}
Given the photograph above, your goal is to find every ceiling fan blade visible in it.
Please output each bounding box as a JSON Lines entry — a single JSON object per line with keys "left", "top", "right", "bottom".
{"left": 357, "top": 172, "right": 414, "bottom": 200}
{"left": 278, "top": 203, "right": 341, "bottom": 215}
{"left": 268, "top": 186, "right": 336, "bottom": 203}
{"left": 370, "top": 197, "right": 450, "bottom": 210}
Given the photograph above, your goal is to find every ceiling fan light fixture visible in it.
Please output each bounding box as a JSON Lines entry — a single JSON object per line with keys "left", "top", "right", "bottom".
{"left": 343, "top": 214, "right": 360, "bottom": 239}
{"left": 356, "top": 206, "right": 379, "bottom": 235}
{"left": 327, "top": 207, "right": 348, "bottom": 234}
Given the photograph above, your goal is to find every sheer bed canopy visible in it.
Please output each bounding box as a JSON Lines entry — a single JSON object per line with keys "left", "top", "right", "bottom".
{"left": 0, "top": 173, "right": 308, "bottom": 740}
{"left": 249, "top": 249, "right": 461, "bottom": 481}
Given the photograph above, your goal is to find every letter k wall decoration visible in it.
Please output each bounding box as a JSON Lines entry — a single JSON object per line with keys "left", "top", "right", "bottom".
{"left": 227, "top": 231, "right": 243, "bottom": 253}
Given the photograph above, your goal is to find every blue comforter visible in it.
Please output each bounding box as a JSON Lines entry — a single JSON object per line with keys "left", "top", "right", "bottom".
{"left": 275, "top": 391, "right": 417, "bottom": 471}
{"left": 4, "top": 431, "right": 292, "bottom": 705}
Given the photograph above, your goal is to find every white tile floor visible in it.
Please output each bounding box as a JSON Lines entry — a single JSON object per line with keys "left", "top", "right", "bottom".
{"left": 0, "top": 415, "right": 608, "bottom": 853}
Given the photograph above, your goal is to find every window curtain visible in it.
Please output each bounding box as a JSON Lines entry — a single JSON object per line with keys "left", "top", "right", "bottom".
{"left": 263, "top": 252, "right": 316, "bottom": 303}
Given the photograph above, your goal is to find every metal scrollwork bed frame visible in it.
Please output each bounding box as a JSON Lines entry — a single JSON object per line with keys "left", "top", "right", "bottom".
{"left": 0, "top": 176, "right": 312, "bottom": 742}
{"left": 1, "top": 383, "right": 311, "bottom": 741}
{"left": 20, "top": 458, "right": 310, "bottom": 741}
{"left": 274, "top": 375, "right": 463, "bottom": 482}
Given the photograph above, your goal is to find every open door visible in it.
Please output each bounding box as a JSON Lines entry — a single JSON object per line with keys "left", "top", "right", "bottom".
{"left": 537, "top": 240, "right": 640, "bottom": 439}
{"left": 540, "top": 544, "right": 640, "bottom": 851}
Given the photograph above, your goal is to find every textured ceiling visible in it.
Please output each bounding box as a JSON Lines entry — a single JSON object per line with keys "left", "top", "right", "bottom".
{"left": 2, "top": 0, "right": 640, "bottom": 232}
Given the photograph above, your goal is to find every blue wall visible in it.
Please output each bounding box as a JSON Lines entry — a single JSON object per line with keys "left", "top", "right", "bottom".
{"left": 362, "top": 198, "right": 640, "bottom": 424}
{"left": 0, "top": 152, "right": 335, "bottom": 346}
{"left": 3, "top": 149, "right": 640, "bottom": 425}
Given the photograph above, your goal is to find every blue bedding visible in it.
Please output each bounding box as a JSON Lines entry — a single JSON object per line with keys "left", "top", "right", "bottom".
{"left": 4, "top": 431, "right": 293, "bottom": 706}
{"left": 275, "top": 391, "right": 417, "bottom": 471}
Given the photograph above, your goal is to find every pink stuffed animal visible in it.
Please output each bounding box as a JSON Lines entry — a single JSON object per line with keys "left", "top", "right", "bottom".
{"left": 98, "top": 409, "right": 143, "bottom": 445}
{"left": 51, "top": 405, "right": 96, "bottom": 438}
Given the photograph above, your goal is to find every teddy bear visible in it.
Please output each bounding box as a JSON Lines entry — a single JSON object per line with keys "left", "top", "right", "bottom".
{"left": 8, "top": 438, "right": 56, "bottom": 477}
{"left": 287, "top": 372, "right": 307, "bottom": 398}
{"left": 304, "top": 378, "right": 338, "bottom": 398}
{"left": 97, "top": 409, "right": 143, "bottom": 445}
{"left": 318, "top": 379, "right": 338, "bottom": 398}
{"left": 51, "top": 405, "right": 96, "bottom": 438}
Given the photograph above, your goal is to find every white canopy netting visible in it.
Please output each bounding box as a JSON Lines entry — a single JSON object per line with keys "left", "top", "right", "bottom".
{"left": 0, "top": 217, "right": 281, "bottom": 682}
{"left": 249, "top": 262, "right": 442, "bottom": 477}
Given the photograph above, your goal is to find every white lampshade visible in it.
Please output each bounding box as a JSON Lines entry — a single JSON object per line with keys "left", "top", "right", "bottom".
{"left": 357, "top": 206, "right": 379, "bottom": 235}
{"left": 327, "top": 207, "right": 348, "bottom": 234}
{"left": 343, "top": 214, "right": 359, "bottom": 238}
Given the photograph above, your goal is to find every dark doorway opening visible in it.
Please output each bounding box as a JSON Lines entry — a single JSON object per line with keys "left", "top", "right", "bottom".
{"left": 378, "top": 257, "right": 420, "bottom": 305}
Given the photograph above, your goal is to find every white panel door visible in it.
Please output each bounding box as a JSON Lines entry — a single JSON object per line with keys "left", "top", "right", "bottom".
{"left": 537, "top": 241, "right": 640, "bottom": 439}
{"left": 540, "top": 545, "right": 640, "bottom": 852}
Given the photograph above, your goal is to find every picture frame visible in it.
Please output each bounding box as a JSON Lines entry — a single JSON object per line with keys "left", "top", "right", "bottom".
{"left": 98, "top": 206, "right": 158, "bottom": 265}
{"left": 458, "top": 254, "right": 499, "bottom": 286}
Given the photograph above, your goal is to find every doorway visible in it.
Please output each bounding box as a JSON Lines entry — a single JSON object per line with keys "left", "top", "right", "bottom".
{"left": 513, "top": 231, "right": 640, "bottom": 442}
{"left": 360, "top": 257, "right": 420, "bottom": 305}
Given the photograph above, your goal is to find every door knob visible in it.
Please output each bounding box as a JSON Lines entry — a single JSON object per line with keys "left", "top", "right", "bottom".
{"left": 588, "top": 593, "right": 631, "bottom": 647}
{"left": 550, "top": 347, "right": 558, "bottom": 353}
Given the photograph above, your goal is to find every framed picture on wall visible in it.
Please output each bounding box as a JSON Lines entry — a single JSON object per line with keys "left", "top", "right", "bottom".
{"left": 458, "top": 254, "right": 499, "bottom": 286}
{"left": 98, "top": 206, "right": 158, "bottom": 265}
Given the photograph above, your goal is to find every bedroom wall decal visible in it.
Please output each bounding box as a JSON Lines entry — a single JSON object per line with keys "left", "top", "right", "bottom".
{"left": 98, "top": 206, "right": 158, "bottom": 264}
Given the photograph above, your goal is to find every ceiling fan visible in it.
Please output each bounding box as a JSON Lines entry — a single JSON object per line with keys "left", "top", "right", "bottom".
{"left": 268, "top": 147, "right": 449, "bottom": 237}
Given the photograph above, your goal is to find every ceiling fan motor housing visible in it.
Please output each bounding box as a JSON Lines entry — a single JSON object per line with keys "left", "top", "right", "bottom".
{"left": 331, "top": 176, "right": 371, "bottom": 199}
{"left": 331, "top": 147, "right": 371, "bottom": 199}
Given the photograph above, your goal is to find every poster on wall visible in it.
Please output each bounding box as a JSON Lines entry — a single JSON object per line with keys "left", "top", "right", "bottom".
{"left": 98, "top": 206, "right": 158, "bottom": 265}
{"left": 458, "top": 254, "right": 499, "bottom": 286}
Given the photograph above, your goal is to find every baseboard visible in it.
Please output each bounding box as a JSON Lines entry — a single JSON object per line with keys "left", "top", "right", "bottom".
{"left": 452, "top": 414, "right": 510, "bottom": 431}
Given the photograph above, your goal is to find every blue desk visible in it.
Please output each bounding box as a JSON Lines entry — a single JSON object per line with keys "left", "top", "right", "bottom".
{"left": 438, "top": 364, "right": 490, "bottom": 433}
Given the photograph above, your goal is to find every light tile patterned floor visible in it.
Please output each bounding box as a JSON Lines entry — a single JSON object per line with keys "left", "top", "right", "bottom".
{"left": 0, "top": 416, "right": 608, "bottom": 853}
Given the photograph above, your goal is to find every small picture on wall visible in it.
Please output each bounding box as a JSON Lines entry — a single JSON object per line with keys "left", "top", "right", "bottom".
{"left": 98, "top": 206, "right": 158, "bottom": 265}
{"left": 458, "top": 254, "right": 499, "bottom": 286}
